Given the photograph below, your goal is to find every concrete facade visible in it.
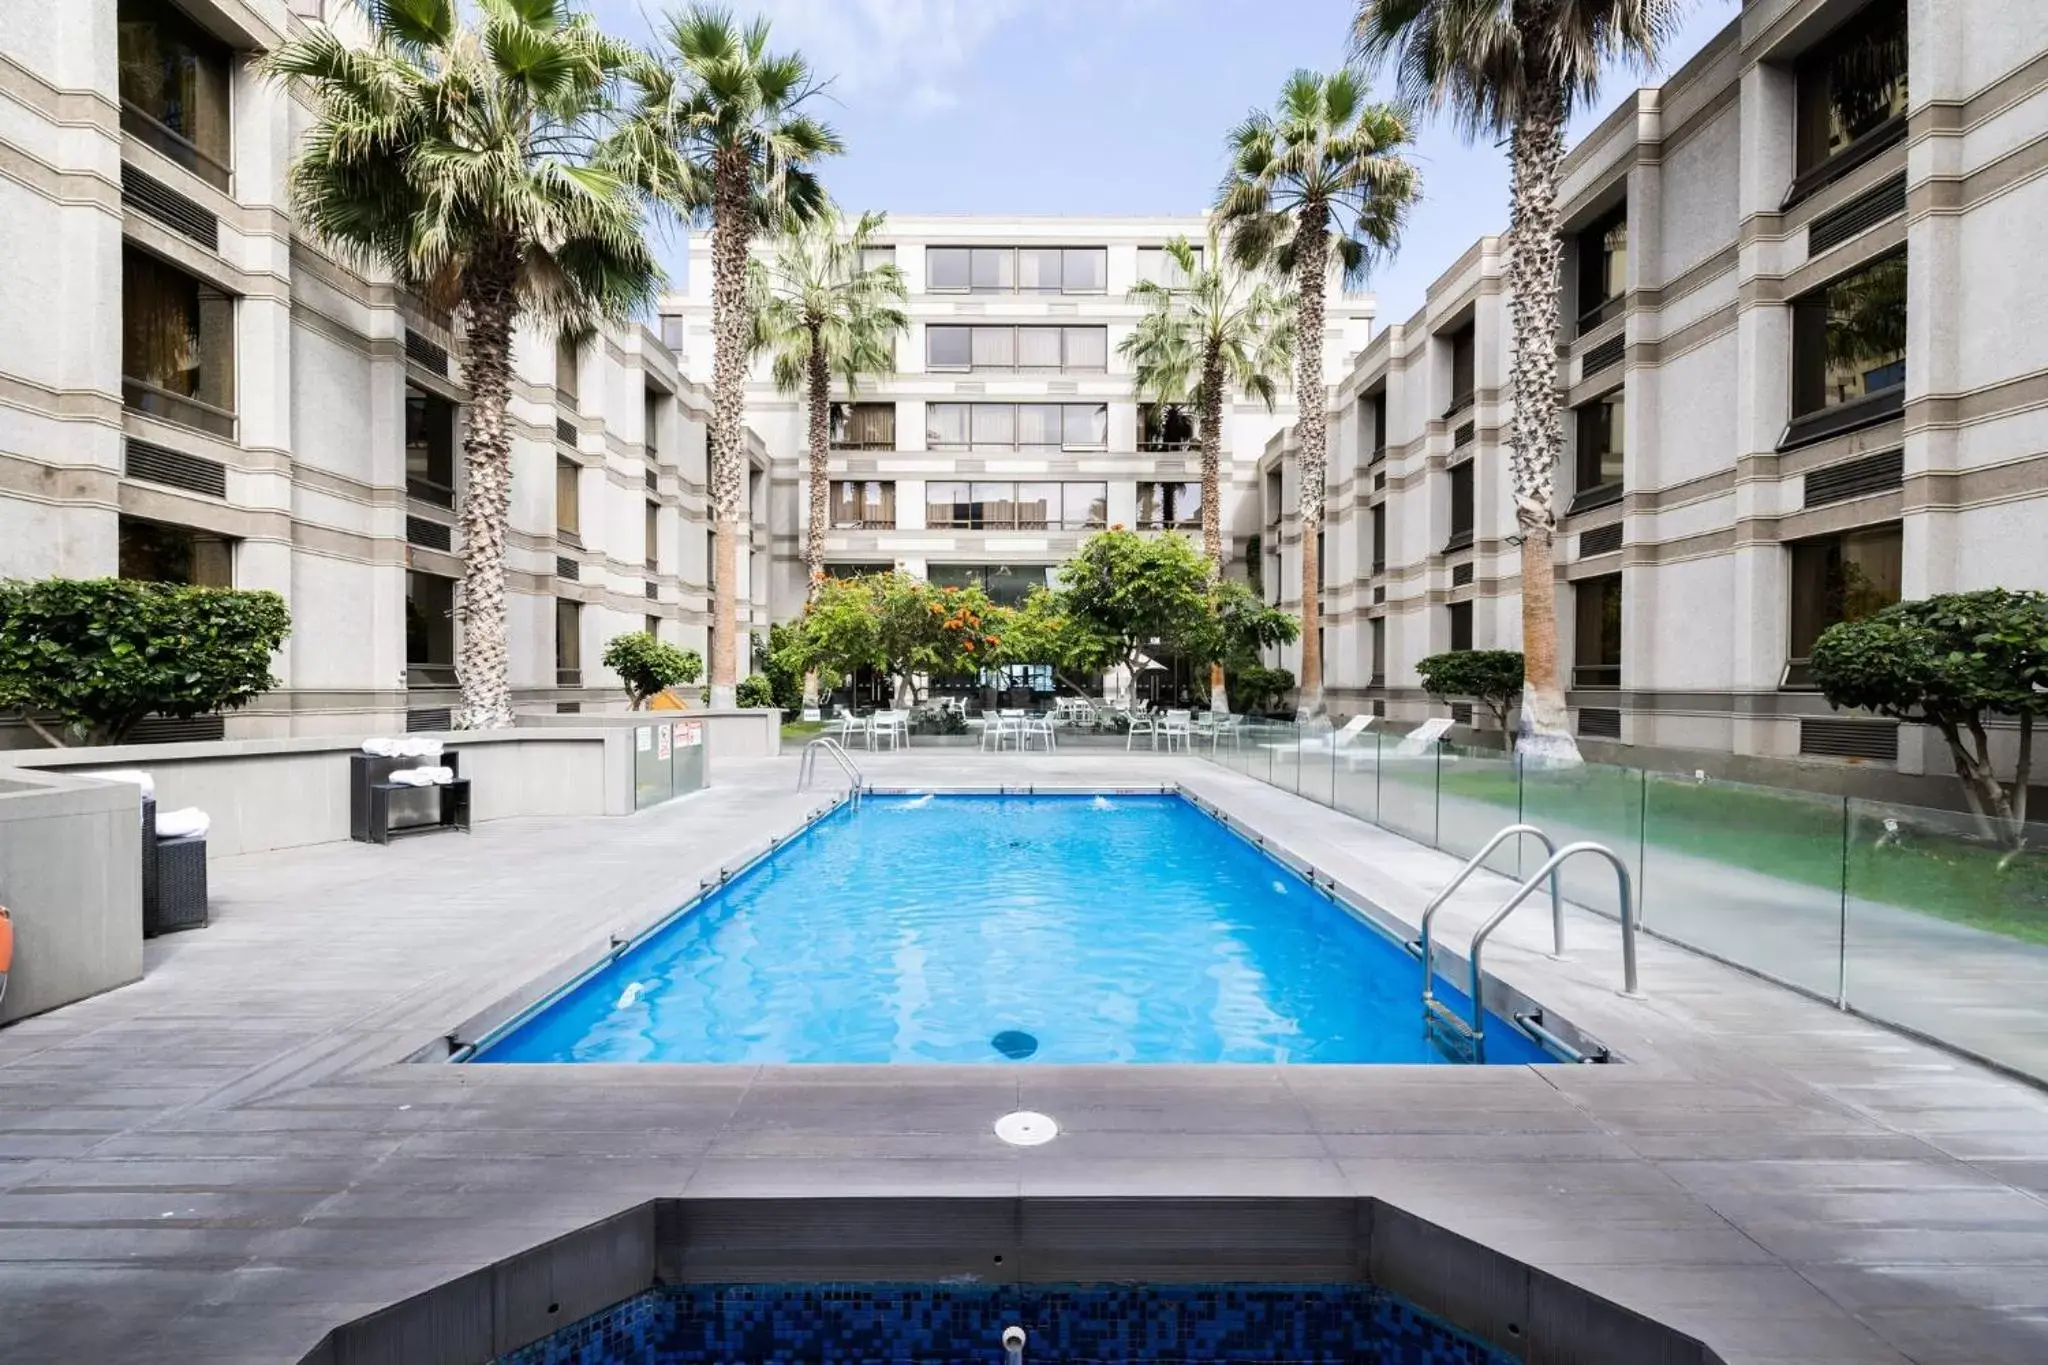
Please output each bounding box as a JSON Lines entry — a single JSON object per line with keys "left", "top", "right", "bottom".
{"left": 1277, "top": 0, "right": 2048, "bottom": 782}
{"left": 0, "top": 0, "right": 767, "bottom": 743}
{"left": 662, "top": 215, "right": 1376, "bottom": 629}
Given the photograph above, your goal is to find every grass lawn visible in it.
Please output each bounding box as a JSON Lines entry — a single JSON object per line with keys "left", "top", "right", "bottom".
{"left": 781, "top": 720, "right": 826, "bottom": 742}
{"left": 1389, "top": 761, "right": 2048, "bottom": 946}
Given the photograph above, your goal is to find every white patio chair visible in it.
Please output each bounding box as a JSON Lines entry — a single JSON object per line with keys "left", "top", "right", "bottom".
{"left": 870, "top": 709, "right": 909, "bottom": 752}
{"left": 826, "top": 710, "right": 871, "bottom": 750}
{"left": 1125, "top": 710, "right": 1160, "bottom": 751}
{"left": 1020, "top": 713, "right": 1057, "bottom": 751}
{"left": 1160, "top": 709, "right": 1194, "bottom": 752}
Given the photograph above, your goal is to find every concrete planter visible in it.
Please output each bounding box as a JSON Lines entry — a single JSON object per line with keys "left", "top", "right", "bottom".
{"left": 0, "top": 768, "right": 142, "bottom": 1024}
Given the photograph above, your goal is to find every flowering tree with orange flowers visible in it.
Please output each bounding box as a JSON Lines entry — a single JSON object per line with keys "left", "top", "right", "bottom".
{"left": 774, "top": 571, "right": 1004, "bottom": 705}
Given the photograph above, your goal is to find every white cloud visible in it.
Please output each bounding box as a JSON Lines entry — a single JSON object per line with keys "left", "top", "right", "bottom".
{"left": 742, "top": 0, "right": 1031, "bottom": 116}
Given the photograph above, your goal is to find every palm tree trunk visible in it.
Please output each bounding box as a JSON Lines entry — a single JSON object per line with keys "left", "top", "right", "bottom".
{"left": 706, "top": 158, "right": 750, "bottom": 709}
{"left": 1292, "top": 210, "right": 1330, "bottom": 719}
{"left": 453, "top": 248, "right": 520, "bottom": 730}
{"left": 1200, "top": 353, "right": 1230, "bottom": 713}
{"left": 1505, "top": 76, "right": 1580, "bottom": 763}
{"left": 801, "top": 328, "right": 830, "bottom": 712}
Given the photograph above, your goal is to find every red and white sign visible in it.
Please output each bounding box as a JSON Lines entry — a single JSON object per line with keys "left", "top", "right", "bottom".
{"left": 676, "top": 720, "right": 703, "bottom": 748}
{"left": 656, "top": 723, "right": 672, "bottom": 760}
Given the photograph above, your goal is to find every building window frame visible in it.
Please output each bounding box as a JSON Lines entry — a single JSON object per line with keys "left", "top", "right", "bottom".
{"left": 555, "top": 597, "right": 582, "bottom": 687}
{"left": 405, "top": 384, "right": 456, "bottom": 507}
{"left": 121, "top": 244, "right": 237, "bottom": 439}
{"left": 1789, "top": 0, "right": 1909, "bottom": 203}
{"left": 1571, "top": 388, "right": 1626, "bottom": 512}
{"left": 119, "top": 515, "right": 234, "bottom": 587}
{"left": 1786, "top": 250, "right": 1907, "bottom": 446}
{"left": 1444, "top": 324, "right": 1476, "bottom": 417}
{"left": 116, "top": 0, "right": 234, "bottom": 191}
{"left": 828, "top": 401, "right": 896, "bottom": 450}
{"left": 925, "top": 325, "right": 1108, "bottom": 375}
{"left": 1447, "top": 601, "right": 1474, "bottom": 653}
{"left": 1575, "top": 204, "right": 1629, "bottom": 335}
{"left": 1445, "top": 459, "right": 1475, "bottom": 552}
{"left": 829, "top": 479, "right": 898, "bottom": 530}
{"left": 1783, "top": 521, "right": 1903, "bottom": 689}
{"left": 924, "top": 245, "right": 1107, "bottom": 295}
{"left": 1572, "top": 572, "right": 1623, "bottom": 689}
{"left": 405, "top": 569, "right": 457, "bottom": 689}
{"left": 555, "top": 457, "right": 581, "bottom": 544}
{"left": 1135, "top": 481, "right": 1203, "bottom": 532}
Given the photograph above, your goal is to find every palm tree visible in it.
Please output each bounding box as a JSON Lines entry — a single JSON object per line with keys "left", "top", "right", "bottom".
{"left": 750, "top": 206, "right": 909, "bottom": 708}
{"left": 1215, "top": 70, "right": 1421, "bottom": 719}
{"left": 262, "top": 0, "right": 665, "bottom": 730}
{"left": 1120, "top": 228, "right": 1296, "bottom": 713}
{"left": 650, "top": 6, "right": 839, "bottom": 706}
{"left": 1352, "top": 0, "right": 1686, "bottom": 761}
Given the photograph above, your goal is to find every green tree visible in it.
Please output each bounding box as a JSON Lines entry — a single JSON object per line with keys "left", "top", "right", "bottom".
{"left": 263, "top": 0, "right": 668, "bottom": 729}
{"left": 988, "top": 588, "right": 1115, "bottom": 696}
{"left": 1216, "top": 69, "right": 1421, "bottom": 718}
{"left": 1416, "top": 649, "right": 1525, "bottom": 739}
{"left": 1352, "top": 0, "right": 1687, "bottom": 762}
{"left": 1121, "top": 227, "right": 1295, "bottom": 712}
{"left": 0, "top": 579, "right": 290, "bottom": 746}
{"left": 750, "top": 206, "right": 908, "bottom": 707}
{"left": 601, "top": 631, "right": 702, "bottom": 709}
{"left": 1058, "top": 529, "right": 1219, "bottom": 690}
{"left": 1811, "top": 589, "right": 2048, "bottom": 848}
{"left": 649, "top": 6, "right": 840, "bottom": 706}
{"left": 775, "top": 573, "right": 1001, "bottom": 705}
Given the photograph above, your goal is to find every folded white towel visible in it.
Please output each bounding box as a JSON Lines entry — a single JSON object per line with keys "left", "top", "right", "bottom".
{"left": 426, "top": 765, "right": 453, "bottom": 785}
{"left": 361, "top": 737, "right": 399, "bottom": 756}
{"left": 388, "top": 768, "right": 436, "bottom": 787}
{"left": 156, "top": 807, "right": 209, "bottom": 839}
{"left": 96, "top": 768, "right": 155, "bottom": 799}
{"left": 414, "top": 738, "right": 444, "bottom": 758}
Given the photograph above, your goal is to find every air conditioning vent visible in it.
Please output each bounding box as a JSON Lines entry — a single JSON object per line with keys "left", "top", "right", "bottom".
{"left": 1808, "top": 174, "right": 1906, "bottom": 255}
{"left": 1804, "top": 448, "right": 1904, "bottom": 508}
{"left": 405, "top": 707, "right": 451, "bottom": 733}
{"left": 405, "top": 516, "right": 452, "bottom": 551}
{"left": 645, "top": 469, "right": 659, "bottom": 491}
{"left": 1370, "top": 699, "right": 1386, "bottom": 718}
{"left": 125, "top": 439, "right": 226, "bottom": 498}
{"left": 644, "top": 581, "right": 658, "bottom": 600}
{"left": 556, "top": 556, "right": 579, "bottom": 581}
{"left": 120, "top": 165, "right": 218, "bottom": 249}
{"left": 126, "top": 714, "right": 226, "bottom": 744}
{"left": 1800, "top": 718, "right": 1898, "bottom": 760}
{"left": 556, "top": 417, "right": 577, "bottom": 445}
{"left": 1580, "top": 523, "right": 1623, "bottom": 557}
{"left": 1373, "top": 585, "right": 1386, "bottom": 604}
{"left": 1451, "top": 562, "right": 1474, "bottom": 587}
{"left": 1374, "top": 471, "right": 1386, "bottom": 491}
{"left": 1453, "top": 421, "right": 1475, "bottom": 449}
{"left": 556, "top": 702, "right": 582, "bottom": 714}
{"left": 404, "top": 331, "right": 450, "bottom": 376}
{"left": 1450, "top": 702, "right": 1473, "bottom": 725}
{"left": 1581, "top": 334, "right": 1625, "bottom": 378}
{"left": 1576, "top": 706, "right": 1622, "bottom": 739}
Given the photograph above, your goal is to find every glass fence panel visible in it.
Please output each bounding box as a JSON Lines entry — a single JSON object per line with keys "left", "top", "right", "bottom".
{"left": 1640, "top": 771, "right": 1845, "bottom": 998}
{"left": 1844, "top": 798, "right": 2048, "bottom": 1084}
{"left": 1376, "top": 733, "right": 1439, "bottom": 847}
{"left": 1433, "top": 743, "right": 1524, "bottom": 866}
{"left": 632, "top": 724, "right": 672, "bottom": 810}
{"left": 1331, "top": 732, "right": 1380, "bottom": 825}
{"left": 1300, "top": 727, "right": 1336, "bottom": 809}
{"left": 1518, "top": 760, "right": 1644, "bottom": 918}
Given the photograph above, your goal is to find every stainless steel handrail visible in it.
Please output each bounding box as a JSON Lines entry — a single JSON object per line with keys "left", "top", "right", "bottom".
{"left": 1465, "top": 841, "right": 1639, "bottom": 1061}
{"left": 1416, "top": 824, "right": 1561, "bottom": 1009}
{"left": 797, "top": 737, "right": 864, "bottom": 807}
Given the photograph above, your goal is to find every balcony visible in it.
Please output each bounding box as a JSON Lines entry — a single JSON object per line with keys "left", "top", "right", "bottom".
{"left": 123, "top": 377, "right": 236, "bottom": 440}
{"left": 408, "top": 475, "right": 455, "bottom": 509}
{"left": 831, "top": 518, "right": 898, "bottom": 531}
{"left": 406, "top": 663, "right": 456, "bottom": 689}
{"left": 556, "top": 668, "right": 582, "bottom": 687}
{"left": 1567, "top": 482, "right": 1624, "bottom": 515}
{"left": 1442, "top": 391, "right": 1474, "bottom": 420}
{"left": 1443, "top": 528, "right": 1474, "bottom": 554}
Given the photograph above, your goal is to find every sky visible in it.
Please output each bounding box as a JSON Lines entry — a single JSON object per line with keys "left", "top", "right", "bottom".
{"left": 592, "top": 0, "right": 1741, "bottom": 323}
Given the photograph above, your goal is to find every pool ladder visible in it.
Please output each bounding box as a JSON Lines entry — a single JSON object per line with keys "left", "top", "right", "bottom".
{"left": 1411, "top": 824, "right": 1639, "bottom": 1063}
{"left": 797, "top": 737, "right": 864, "bottom": 808}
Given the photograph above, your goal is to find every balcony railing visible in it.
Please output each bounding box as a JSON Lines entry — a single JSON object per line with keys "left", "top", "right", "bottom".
{"left": 1139, "top": 437, "right": 1199, "bottom": 452}
{"left": 123, "top": 377, "right": 236, "bottom": 440}
{"left": 1444, "top": 528, "right": 1474, "bottom": 553}
{"left": 556, "top": 668, "right": 582, "bottom": 687}
{"left": 1443, "top": 391, "right": 1474, "bottom": 419}
{"left": 1786, "top": 114, "right": 1907, "bottom": 207}
{"left": 1576, "top": 294, "right": 1625, "bottom": 336}
{"left": 406, "top": 662, "right": 457, "bottom": 689}
{"left": 831, "top": 517, "right": 898, "bottom": 531}
{"left": 120, "top": 102, "right": 230, "bottom": 191}
{"left": 408, "top": 476, "right": 455, "bottom": 508}
{"left": 1572, "top": 663, "right": 1622, "bottom": 689}
{"left": 1367, "top": 444, "right": 1387, "bottom": 466}
{"left": 829, "top": 437, "right": 897, "bottom": 451}
{"left": 1567, "top": 481, "right": 1624, "bottom": 515}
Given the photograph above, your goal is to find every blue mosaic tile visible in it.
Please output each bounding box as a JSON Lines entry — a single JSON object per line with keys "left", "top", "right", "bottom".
{"left": 496, "top": 1283, "right": 1514, "bottom": 1365}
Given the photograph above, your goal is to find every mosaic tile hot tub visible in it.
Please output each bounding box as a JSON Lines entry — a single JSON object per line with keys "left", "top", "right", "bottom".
{"left": 496, "top": 1281, "right": 1513, "bottom": 1365}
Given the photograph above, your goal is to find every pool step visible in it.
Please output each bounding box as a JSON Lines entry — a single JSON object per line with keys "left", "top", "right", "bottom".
{"left": 1423, "top": 995, "right": 1478, "bottom": 1063}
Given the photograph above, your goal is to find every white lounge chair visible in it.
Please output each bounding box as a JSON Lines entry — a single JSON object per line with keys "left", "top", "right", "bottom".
{"left": 1263, "top": 713, "right": 1374, "bottom": 758}
{"left": 1387, "top": 716, "right": 1454, "bottom": 758}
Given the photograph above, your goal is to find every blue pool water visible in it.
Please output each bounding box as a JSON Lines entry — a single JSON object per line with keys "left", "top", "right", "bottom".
{"left": 496, "top": 1282, "right": 1514, "bottom": 1364}
{"left": 475, "top": 794, "right": 1547, "bottom": 1065}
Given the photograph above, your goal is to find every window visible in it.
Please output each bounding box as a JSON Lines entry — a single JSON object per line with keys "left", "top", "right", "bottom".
{"left": 1576, "top": 207, "right": 1628, "bottom": 333}
{"left": 705, "top": 528, "right": 716, "bottom": 591}
{"left": 1792, "top": 253, "right": 1906, "bottom": 420}
{"left": 1136, "top": 481, "right": 1202, "bottom": 531}
{"left": 926, "top": 481, "right": 1103, "bottom": 531}
{"left": 830, "top": 480, "right": 896, "bottom": 529}
{"left": 1364, "top": 394, "right": 1387, "bottom": 463}
{"left": 1786, "top": 523, "right": 1902, "bottom": 687}
{"left": 1369, "top": 617, "right": 1386, "bottom": 685}
{"left": 1448, "top": 601, "right": 1473, "bottom": 652}
{"left": 859, "top": 245, "right": 895, "bottom": 275}
{"left": 925, "top": 403, "right": 1106, "bottom": 450}
{"left": 659, "top": 314, "right": 685, "bottom": 350}
{"left": 1794, "top": 0, "right": 1908, "bottom": 189}
{"left": 1266, "top": 470, "right": 1283, "bottom": 521}
{"left": 1370, "top": 503, "right": 1387, "bottom": 573}
{"left": 926, "top": 245, "right": 1106, "bottom": 294}
{"left": 555, "top": 599, "right": 582, "bottom": 686}
{"left": 645, "top": 501, "right": 660, "bottom": 571}
{"left": 1139, "top": 403, "right": 1198, "bottom": 451}
{"left": 405, "top": 385, "right": 455, "bottom": 506}
{"left": 931, "top": 326, "right": 1109, "bottom": 372}
{"left": 116, "top": 0, "right": 232, "bottom": 189}
{"left": 119, "top": 516, "right": 231, "bottom": 586}
{"left": 829, "top": 402, "right": 896, "bottom": 449}
{"left": 1573, "top": 573, "right": 1623, "bottom": 688}
{"left": 1016, "top": 327, "right": 1061, "bottom": 372}
{"left": 1136, "top": 244, "right": 1202, "bottom": 288}
{"left": 555, "top": 335, "right": 580, "bottom": 405}
{"left": 556, "top": 458, "right": 580, "bottom": 541}
{"left": 405, "top": 571, "right": 455, "bottom": 687}
{"left": 122, "top": 246, "right": 235, "bottom": 437}
{"left": 827, "top": 562, "right": 891, "bottom": 579}
{"left": 645, "top": 615, "right": 662, "bottom": 640}
{"left": 644, "top": 391, "right": 662, "bottom": 461}
{"left": 1062, "top": 326, "right": 1108, "bottom": 371}
{"left": 929, "top": 564, "right": 1047, "bottom": 607}
{"left": 1573, "top": 390, "right": 1625, "bottom": 506}
{"left": 1446, "top": 460, "right": 1475, "bottom": 551}
{"left": 1445, "top": 325, "right": 1476, "bottom": 415}
{"left": 1317, "top": 530, "right": 1328, "bottom": 590}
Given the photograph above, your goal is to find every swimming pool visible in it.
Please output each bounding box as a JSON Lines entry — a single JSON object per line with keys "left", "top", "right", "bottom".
{"left": 472, "top": 793, "right": 1551, "bottom": 1065}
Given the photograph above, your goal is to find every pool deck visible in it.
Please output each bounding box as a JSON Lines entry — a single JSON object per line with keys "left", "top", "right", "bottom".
{"left": 2, "top": 752, "right": 2046, "bottom": 1364}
